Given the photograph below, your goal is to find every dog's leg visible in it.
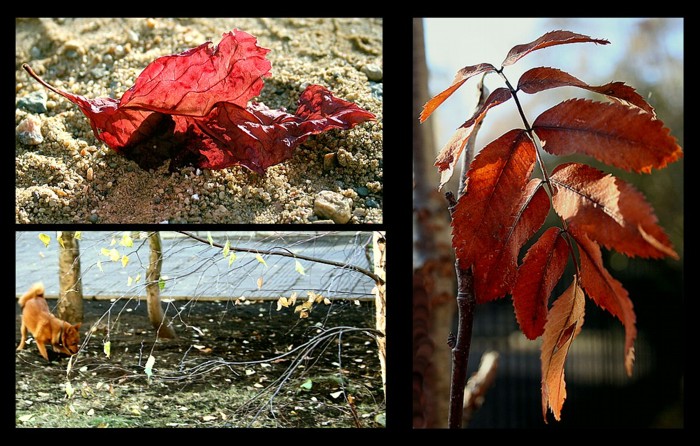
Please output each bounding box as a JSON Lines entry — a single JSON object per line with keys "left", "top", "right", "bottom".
{"left": 16, "top": 320, "right": 28, "bottom": 351}
{"left": 36, "top": 342, "right": 50, "bottom": 361}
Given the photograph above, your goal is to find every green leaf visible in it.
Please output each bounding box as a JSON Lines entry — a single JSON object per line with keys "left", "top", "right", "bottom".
{"left": 158, "top": 278, "right": 166, "bottom": 291}
{"left": 120, "top": 234, "right": 134, "bottom": 247}
{"left": 207, "top": 232, "right": 214, "bottom": 247}
{"left": 255, "top": 254, "right": 267, "bottom": 267}
{"left": 103, "top": 341, "right": 111, "bottom": 358}
{"left": 38, "top": 233, "right": 51, "bottom": 247}
{"left": 300, "top": 378, "right": 313, "bottom": 391}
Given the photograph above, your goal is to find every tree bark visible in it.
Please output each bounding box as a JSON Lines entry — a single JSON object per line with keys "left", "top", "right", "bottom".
{"left": 372, "top": 231, "right": 386, "bottom": 398}
{"left": 147, "top": 232, "right": 176, "bottom": 339}
{"left": 412, "top": 17, "right": 457, "bottom": 428}
{"left": 56, "top": 231, "right": 83, "bottom": 324}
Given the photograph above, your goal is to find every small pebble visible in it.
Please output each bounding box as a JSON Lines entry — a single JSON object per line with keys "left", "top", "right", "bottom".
{"left": 16, "top": 115, "right": 43, "bottom": 145}
{"left": 323, "top": 153, "right": 337, "bottom": 171}
{"left": 89, "top": 214, "right": 99, "bottom": 223}
{"left": 365, "top": 198, "right": 379, "bottom": 208}
{"left": 362, "top": 64, "right": 383, "bottom": 82}
{"left": 313, "top": 190, "right": 353, "bottom": 224}
{"left": 30, "top": 46, "right": 41, "bottom": 59}
{"left": 355, "top": 186, "right": 369, "bottom": 197}
{"left": 86, "top": 167, "right": 94, "bottom": 181}
{"left": 17, "top": 91, "right": 48, "bottom": 114}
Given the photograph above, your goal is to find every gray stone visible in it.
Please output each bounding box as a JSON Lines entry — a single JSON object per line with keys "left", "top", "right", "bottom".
{"left": 355, "top": 186, "right": 369, "bottom": 197}
{"left": 17, "top": 91, "right": 48, "bottom": 114}
{"left": 313, "top": 190, "right": 353, "bottom": 224}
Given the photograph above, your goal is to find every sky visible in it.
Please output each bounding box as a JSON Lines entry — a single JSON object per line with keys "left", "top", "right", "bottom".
{"left": 421, "top": 17, "right": 683, "bottom": 156}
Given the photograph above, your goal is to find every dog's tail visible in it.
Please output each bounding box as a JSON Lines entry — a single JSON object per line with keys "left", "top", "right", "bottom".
{"left": 18, "top": 282, "right": 45, "bottom": 308}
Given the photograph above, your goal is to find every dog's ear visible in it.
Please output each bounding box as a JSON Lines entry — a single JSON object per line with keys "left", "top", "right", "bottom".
{"left": 73, "top": 323, "right": 82, "bottom": 331}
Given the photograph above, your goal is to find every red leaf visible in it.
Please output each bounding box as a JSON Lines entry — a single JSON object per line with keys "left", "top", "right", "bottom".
{"left": 517, "top": 67, "right": 655, "bottom": 115}
{"left": 550, "top": 163, "right": 678, "bottom": 259}
{"left": 502, "top": 30, "right": 609, "bottom": 67}
{"left": 450, "top": 129, "right": 537, "bottom": 297}
{"left": 175, "top": 85, "right": 376, "bottom": 173}
{"left": 569, "top": 227, "right": 636, "bottom": 376}
{"left": 513, "top": 227, "right": 570, "bottom": 339}
{"left": 533, "top": 99, "right": 682, "bottom": 174}
{"left": 120, "top": 29, "right": 271, "bottom": 115}
{"left": 23, "top": 30, "right": 374, "bottom": 173}
{"left": 474, "top": 179, "right": 550, "bottom": 302}
{"left": 434, "top": 87, "right": 512, "bottom": 188}
{"left": 420, "top": 63, "right": 496, "bottom": 122}
{"left": 541, "top": 275, "right": 585, "bottom": 422}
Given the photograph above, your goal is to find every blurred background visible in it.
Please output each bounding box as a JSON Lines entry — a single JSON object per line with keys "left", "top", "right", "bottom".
{"left": 414, "top": 18, "right": 683, "bottom": 428}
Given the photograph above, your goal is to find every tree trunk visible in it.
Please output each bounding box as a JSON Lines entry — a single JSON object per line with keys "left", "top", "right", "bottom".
{"left": 147, "top": 232, "right": 176, "bottom": 339}
{"left": 372, "top": 231, "right": 387, "bottom": 398}
{"left": 412, "top": 18, "right": 457, "bottom": 428}
{"left": 56, "top": 231, "right": 83, "bottom": 324}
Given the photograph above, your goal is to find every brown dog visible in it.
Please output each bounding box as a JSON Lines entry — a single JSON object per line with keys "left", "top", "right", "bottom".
{"left": 16, "top": 283, "right": 81, "bottom": 361}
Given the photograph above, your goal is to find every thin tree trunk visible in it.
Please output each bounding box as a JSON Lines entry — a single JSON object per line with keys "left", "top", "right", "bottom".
{"left": 413, "top": 17, "right": 457, "bottom": 428}
{"left": 372, "top": 231, "right": 386, "bottom": 398}
{"left": 56, "top": 231, "right": 83, "bottom": 324}
{"left": 147, "top": 232, "right": 176, "bottom": 339}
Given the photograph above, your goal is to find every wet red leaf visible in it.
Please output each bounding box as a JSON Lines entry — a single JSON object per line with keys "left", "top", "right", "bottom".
{"left": 23, "top": 30, "right": 375, "bottom": 172}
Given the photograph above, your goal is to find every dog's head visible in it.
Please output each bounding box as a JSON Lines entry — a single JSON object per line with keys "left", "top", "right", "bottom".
{"left": 59, "top": 322, "right": 82, "bottom": 356}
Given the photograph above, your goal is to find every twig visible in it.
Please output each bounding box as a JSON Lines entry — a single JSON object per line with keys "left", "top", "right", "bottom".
{"left": 462, "top": 351, "right": 500, "bottom": 426}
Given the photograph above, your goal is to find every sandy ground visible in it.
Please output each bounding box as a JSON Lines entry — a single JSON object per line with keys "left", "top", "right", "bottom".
{"left": 15, "top": 18, "right": 383, "bottom": 224}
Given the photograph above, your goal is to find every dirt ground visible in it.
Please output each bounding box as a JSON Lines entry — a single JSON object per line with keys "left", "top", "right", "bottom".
{"left": 15, "top": 298, "right": 385, "bottom": 428}
{"left": 15, "top": 18, "right": 383, "bottom": 224}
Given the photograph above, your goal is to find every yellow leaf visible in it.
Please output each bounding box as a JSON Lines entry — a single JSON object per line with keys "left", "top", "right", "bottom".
{"left": 120, "top": 234, "right": 134, "bottom": 247}
{"left": 134, "top": 273, "right": 141, "bottom": 283}
{"left": 323, "top": 297, "right": 331, "bottom": 305}
{"left": 228, "top": 251, "right": 236, "bottom": 266}
{"left": 145, "top": 355, "right": 155, "bottom": 379}
{"left": 257, "top": 277, "right": 263, "bottom": 290}
{"left": 541, "top": 275, "right": 585, "bottom": 423}
{"left": 295, "top": 260, "right": 305, "bottom": 275}
{"left": 38, "top": 233, "right": 51, "bottom": 247}
{"left": 121, "top": 255, "right": 129, "bottom": 268}
{"left": 277, "top": 297, "right": 288, "bottom": 311}
{"left": 74, "top": 231, "right": 82, "bottom": 240}
{"left": 127, "top": 276, "right": 133, "bottom": 286}
{"left": 104, "top": 341, "right": 111, "bottom": 358}
{"left": 97, "top": 260, "right": 103, "bottom": 272}
{"left": 289, "top": 292, "right": 298, "bottom": 306}
{"left": 110, "top": 238, "right": 116, "bottom": 246}
{"left": 255, "top": 254, "right": 267, "bottom": 267}
{"left": 110, "top": 249, "right": 120, "bottom": 262}
{"left": 207, "top": 232, "right": 214, "bottom": 247}
{"left": 222, "top": 240, "right": 230, "bottom": 257}
{"left": 65, "top": 381, "right": 74, "bottom": 398}
{"left": 57, "top": 234, "right": 65, "bottom": 249}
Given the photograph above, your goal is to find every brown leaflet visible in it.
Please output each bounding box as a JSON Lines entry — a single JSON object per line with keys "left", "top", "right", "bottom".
{"left": 434, "top": 87, "right": 513, "bottom": 189}
{"left": 474, "top": 179, "right": 550, "bottom": 303}
{"left": 513, "top": 227, "right": 570, "bottom": 340}
{"left": 517, "top": 67, "right": 655, "bottom": 115}
{"left": 550, "top": 162, "right": 678, "bottom": 260}
{"left": 450, "top": 129, "right": 537, "bottom": 302}
{"left": 420, "top": 63, "right": 496, "bottom": 123}
{"left": 568, "top": 227, "right": 636, "bottom": 376}
{"left": 502, "top": 30, "right": 609, "bottom": 67}
{"left": 541, "top": 275, "right": 585, "bottom": 423}
{"left": 533, "top": 99, "right": 682, "bottom": 174}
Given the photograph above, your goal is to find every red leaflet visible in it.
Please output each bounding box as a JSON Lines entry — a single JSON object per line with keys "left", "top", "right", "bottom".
{"left": 502, "top": 30, "right": 609, "bottom": 67}
{"left": 420, "top": 63, "right": 496, "bottom": 123}
{"left": 533, "top": 99, "right": 682, "bottom": 174}
{"left": 434, "top": 87, "right": 512, "bottom": 189}
{"left": 517, "top": 67, "right": 655, "bottom": 115}
{"left": 513, "top": 227, "right": 570, "bottom": 340}
{"left": 569, "top": 227, "right": 637, "bottom": 376}
{"left": 550, "top": 163, "right": 678, "bottom": 259}
{"left": 23, "top": 30, "right": 374, "bottom": 172}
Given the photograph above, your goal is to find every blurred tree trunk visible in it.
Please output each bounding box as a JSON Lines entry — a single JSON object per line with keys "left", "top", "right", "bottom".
{"left": 413, "top": 18, "right": 457, "bottom": 428}
{"left": 56, "top": 231, "right": 83, "bottom": 324}
{"left": 147, "top": 232, "right": 176, "bottom": 339}
{"left": 372, "top": 231, "right": 386, "bottom": 398}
